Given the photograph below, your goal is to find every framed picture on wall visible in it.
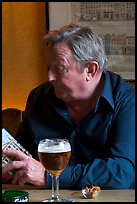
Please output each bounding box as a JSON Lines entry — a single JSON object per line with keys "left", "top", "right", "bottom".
{"left": 46, "top": 2, "right": 135, "bottom": 81}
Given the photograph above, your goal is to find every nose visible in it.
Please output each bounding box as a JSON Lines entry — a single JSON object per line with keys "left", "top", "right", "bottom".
{"left": 48, "top": 69, "right": 56, "bottom": 81}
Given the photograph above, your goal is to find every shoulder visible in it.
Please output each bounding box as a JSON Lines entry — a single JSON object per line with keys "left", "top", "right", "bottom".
{"left": 109, "top": 72, "right": 135, "bottom": 111}
{"left": 25, "top": 82, "right": 53, "bottom": 112}
{"left": 29, "top": 82, "right": 52, "bottom": 97}
{"left": 108, "top": 71, "right": 135, "bottom": 97}
{"left": 30, "top": 82, "right": 52, "bottom": 93}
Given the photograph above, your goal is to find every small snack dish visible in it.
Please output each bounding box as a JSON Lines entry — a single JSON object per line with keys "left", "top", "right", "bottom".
{"left": 2, "top": 190, "right": 29, "bottom": 202}
{"left": 82, "top": 185, "right": 101, "bottom": 199}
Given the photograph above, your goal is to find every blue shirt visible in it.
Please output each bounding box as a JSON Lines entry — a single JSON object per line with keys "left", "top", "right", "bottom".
{"left": 16, "top": 71, "right": 135, "bottom": 189}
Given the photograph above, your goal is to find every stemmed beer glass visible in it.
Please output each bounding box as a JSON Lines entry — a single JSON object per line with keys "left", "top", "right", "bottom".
{"left": 38, "top": 139, "right": 73, "bottom": 202}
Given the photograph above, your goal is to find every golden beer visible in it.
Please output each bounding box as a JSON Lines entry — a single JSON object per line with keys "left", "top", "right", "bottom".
{"left": 38, "top": 139, "right": 71, "bottom": 176}
{"left": 38, "top": 151, "right": 71, "bottom": 176}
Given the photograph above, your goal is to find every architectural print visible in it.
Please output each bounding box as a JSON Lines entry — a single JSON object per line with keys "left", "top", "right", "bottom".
{"left": 71, "top": 2, "right": 135, "bottom": 80}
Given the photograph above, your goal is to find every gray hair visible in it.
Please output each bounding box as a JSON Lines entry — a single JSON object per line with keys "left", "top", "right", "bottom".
{"left": 43, "top": 24, "right": 108, "bottom": 71}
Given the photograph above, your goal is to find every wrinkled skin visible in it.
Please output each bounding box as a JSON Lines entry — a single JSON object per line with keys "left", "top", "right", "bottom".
{"left": 2, "top": 149, "right": 45, "bottom": 186}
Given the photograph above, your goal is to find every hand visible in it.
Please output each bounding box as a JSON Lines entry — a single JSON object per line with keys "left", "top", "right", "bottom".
{"left": 2, "top": 149, "right": 46, "bottom": 186}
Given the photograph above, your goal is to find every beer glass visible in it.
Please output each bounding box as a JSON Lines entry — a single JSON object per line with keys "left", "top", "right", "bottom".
{"left": 38, "top": 139, "right": 73, "bottom": 202}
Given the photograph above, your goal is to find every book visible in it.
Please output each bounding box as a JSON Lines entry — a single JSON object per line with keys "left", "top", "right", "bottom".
{"left": 2, "top": 128, "right": 32, "bottom": 167}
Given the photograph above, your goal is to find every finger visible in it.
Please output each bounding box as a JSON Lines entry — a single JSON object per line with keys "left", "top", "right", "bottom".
{"left": 3, "top": 149, "right": 28, "bottom": 160}
{"left": 2, "top": 171, "right": 14, "bottom": 182}
{"left": 12, "top": 170, "right": 30, "bottom": 186}
{"left": 2, "top": 164, "right": 15, "bottom": 174}
{"left": 11, "top": 169, "right": 25, "bottom": 185}
{"left": 2, "top": 160, "right": 26, "bottom": 174}
{"left": 18, "top": 175, "right": 28, "bottom": 186}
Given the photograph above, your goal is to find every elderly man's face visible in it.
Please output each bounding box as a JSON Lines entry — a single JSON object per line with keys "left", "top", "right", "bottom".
{"left": 47, "top": 42, "right": 89, "bottom": 102}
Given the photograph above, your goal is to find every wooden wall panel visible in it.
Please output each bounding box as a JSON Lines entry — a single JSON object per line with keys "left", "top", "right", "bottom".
{"left": 2, "top": 2, "right": 47, "bottom": 110}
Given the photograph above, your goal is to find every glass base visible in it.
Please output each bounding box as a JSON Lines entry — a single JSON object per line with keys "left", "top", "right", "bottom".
{"left": 42, "top": 198, "right": 74, "bottom": 202}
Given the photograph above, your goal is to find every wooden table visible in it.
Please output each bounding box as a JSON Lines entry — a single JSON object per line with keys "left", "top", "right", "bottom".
{"left": 2, "top": 184, "right": 135, "bottom": 202}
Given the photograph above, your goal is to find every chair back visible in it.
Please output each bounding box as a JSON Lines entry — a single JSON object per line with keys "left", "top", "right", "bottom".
{"left": 2, "top": 108, "right": 23, "bottom": 137}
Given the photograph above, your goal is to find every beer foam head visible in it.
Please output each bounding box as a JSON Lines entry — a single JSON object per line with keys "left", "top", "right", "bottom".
{"left": 38, "top": 140, "right": 71, "bottom": 153}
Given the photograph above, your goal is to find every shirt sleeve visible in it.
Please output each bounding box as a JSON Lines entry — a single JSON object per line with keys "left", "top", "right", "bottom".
{"left": 46, "top": 92, "right": 135, "bottom": 189}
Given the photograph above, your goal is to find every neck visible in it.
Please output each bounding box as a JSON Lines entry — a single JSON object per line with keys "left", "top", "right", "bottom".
{"left": 66, "top": 72, "right": 105, "bottom": 124}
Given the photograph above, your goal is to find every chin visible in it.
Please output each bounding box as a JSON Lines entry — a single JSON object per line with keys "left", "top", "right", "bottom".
{"left": 56, "top": 93, "right": 70, "bottom": 102}
{"left": 55, "top": 91, "right": 66, "bottom": 99}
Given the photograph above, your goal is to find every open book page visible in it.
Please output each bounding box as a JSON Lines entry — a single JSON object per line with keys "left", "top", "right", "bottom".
{"left": 2, "top": 128, "right": 32, "bottom": 167}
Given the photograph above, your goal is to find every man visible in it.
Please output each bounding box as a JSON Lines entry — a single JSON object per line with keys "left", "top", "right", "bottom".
{"left": 2, "top": 24, "right": 135, "bottom": 189}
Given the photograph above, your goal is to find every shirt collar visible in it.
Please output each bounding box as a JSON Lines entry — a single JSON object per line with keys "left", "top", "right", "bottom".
{"left": 100, "top": 71, "right": 114, "bottom": 110}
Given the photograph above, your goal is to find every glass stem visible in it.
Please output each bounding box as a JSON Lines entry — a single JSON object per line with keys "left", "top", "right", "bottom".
{"left": 51, "top": 175, "right": 60, "bottom": 201}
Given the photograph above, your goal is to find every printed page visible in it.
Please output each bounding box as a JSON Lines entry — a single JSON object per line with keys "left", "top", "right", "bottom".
{"left": 2, "top": 128, "right": 32, "bottom": 167}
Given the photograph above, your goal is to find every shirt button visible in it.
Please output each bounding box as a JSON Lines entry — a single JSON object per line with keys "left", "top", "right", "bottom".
{"left": 72, "top": 131, "right": 76, "bottom": 136}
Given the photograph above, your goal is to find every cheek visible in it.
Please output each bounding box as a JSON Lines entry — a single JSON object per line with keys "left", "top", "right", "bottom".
{"left": 62, "top": 80, "right": 78, "bottom": 93}
{"left": 60, "top": 72, "right": 85, "bottom": 91}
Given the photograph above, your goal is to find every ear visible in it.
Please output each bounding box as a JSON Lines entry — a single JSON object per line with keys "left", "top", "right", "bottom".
{"left": 86, "top": 61, "right": 99, "bottom": 81}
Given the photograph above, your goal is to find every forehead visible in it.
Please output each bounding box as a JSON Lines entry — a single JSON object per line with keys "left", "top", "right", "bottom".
{"left": 47, "top": 42, "right": 72, "bottom": 62}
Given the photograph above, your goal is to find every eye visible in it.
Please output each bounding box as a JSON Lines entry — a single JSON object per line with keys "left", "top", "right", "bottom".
{"left": 56, "top": 66, "right": 69, "bottom": 75}
{"left": 47, "top": 65, "right": 69, "bottom": 76}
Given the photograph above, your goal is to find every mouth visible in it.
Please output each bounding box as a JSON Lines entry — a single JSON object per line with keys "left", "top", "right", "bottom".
{"left": 53, "top": 85, "right": 61, "bottom": 90}
{"left": 51, "top": 82, "right": 60, "bottom": 88}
